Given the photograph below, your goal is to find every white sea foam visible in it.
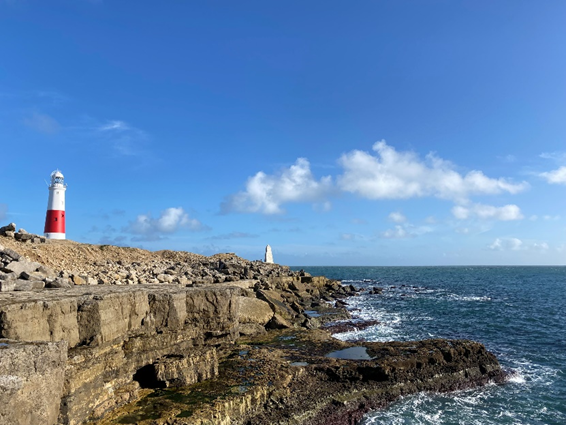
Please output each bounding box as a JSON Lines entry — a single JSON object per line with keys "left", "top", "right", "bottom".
{"left": 361, "top": 387, "right": 507, "bottom": 425}
{"left": 447, "top": 294, "right": 491, "bottom": 302}
{"left": 506, "top": 371, "right": 526, "bottom": 384}
{"left": 337, "top": 267, "right": 566, "bottom": 425}
{"left": 507, "top": 358, "right": 560, "bottom": 386}
{"left": 333, "top": 295, "right": 404, "bottom": 342}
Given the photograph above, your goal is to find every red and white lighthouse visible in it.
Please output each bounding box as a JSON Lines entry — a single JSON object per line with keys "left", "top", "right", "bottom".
{"left": 44, "top": 170, "right": 66, "bottom": 240}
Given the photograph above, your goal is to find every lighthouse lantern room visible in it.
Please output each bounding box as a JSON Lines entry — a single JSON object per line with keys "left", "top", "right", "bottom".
{"left": 44, "top": 169, "right": 67, "bottom": 240}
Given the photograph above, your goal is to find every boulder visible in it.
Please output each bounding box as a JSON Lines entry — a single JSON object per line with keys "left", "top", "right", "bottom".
{"left": 14, "top": 280, "right": 45, "bottom": 291}
{"left": 0, "top": 272, "right": 15, "bottom": 281}
{"left": 266, "top": 313, "right": 292, "bottom": 329}
{"left": 14, "top": 233, "right": 33, "bottom": 242}
{"left": 20, "top": 271, "right": 45, "bottom": 281}
{"left": 2, "top": 261, "right": 41, "bottom": 277}
{"left": 0, "top": 222, "right": 16, "bottom": 235}
{"left": 45, "top": 278, "right": 72, "bottom": 289}
{"left": 3, "top": 248, "right": 21, "bottom": 261}
{"left": 289, "top": 280, "right": 307, "bottom": 292}
{"left": 238, "top": 322, "right": 267, "bottom": 336}
{"left": 37, "top": 266, "right": 56, "bottom": 278}
{"left": 0, "top": 280, "right": 15, "bottom": 292}
{"left": 238, "top": 296, "right": 273, "bottom": 325}
{"left": 257, "top": 289, "right": 295, "bottom": 318}
{"left": 71, "top": 275, "right": 86, "bottom": 285}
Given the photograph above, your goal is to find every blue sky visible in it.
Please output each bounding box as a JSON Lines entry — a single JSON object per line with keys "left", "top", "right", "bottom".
{"left": 1, "top": 0, "right": 565, "bottom": 265}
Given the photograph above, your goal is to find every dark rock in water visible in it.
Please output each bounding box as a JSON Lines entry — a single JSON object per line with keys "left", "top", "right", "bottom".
{"left": 368, "top": 286, "right": 383, "bottom": 295}
{"left": 324, "top": 319, "right": 380, "bottom": 335}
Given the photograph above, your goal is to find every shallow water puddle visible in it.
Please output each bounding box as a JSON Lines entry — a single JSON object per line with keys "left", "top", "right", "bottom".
{"left": 326, "top": 346, "right": 374, "bottom": 360}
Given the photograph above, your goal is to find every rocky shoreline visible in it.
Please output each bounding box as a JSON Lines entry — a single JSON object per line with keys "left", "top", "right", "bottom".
{"left": 0, "top": 224, "right": 506, "bottom": 425}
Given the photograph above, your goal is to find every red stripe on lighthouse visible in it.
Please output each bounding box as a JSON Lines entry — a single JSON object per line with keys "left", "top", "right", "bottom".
{"left": 44, "top": 210, "right": 66, "bottom": 234}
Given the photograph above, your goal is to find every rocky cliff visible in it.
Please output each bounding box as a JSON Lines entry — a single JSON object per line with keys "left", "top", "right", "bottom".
{"left": 0, "top": 227, "right": 505, "bottom": 425}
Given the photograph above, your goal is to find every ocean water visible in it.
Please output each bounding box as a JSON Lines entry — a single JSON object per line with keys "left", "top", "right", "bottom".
{"left": 293, "top": 266, "right": 566, "bottom": 425}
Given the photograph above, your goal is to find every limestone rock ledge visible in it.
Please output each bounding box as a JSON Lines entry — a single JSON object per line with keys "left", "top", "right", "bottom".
{"left": 0, "top": 339, "right": 67, "bottom": 425}
{"left": 0, "top": 285, "right": 248, "bottom": 425}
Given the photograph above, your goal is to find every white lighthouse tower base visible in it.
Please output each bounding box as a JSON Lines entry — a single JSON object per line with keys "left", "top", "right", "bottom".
{"left": 45, "top": 232, "right": 66, "bottom": 240}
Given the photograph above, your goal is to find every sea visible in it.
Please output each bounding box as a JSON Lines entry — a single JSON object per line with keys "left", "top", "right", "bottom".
{"left": 292, "top": 266, "right": 566, "bottom": 425}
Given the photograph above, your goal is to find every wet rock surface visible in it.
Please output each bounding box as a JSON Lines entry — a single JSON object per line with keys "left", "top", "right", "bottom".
{"left": 324, "top": 319, "right": 381, "bottom": 335}
{"left": 97, "top": 330, "right": 505, "bottom": 425}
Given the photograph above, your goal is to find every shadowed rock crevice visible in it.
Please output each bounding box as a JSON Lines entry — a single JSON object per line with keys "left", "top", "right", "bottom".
{"left": 133, "top": 364, "right": 165, "bottom": 389}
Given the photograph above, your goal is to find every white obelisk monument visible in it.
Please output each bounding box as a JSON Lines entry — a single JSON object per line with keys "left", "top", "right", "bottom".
{"left": 264, "top": 245, "right": 274, "bottom": 263}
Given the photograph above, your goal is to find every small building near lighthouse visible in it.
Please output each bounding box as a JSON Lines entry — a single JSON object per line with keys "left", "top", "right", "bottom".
{"left": 44, "top": 170, "right": 67, "bottom": 240}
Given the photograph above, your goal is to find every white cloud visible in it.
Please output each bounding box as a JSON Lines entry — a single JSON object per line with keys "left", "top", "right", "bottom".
{"left": 338, "top": 141, "right": 528, "bottom": 202}
{"left": 500, "top": 154, "right": 516, "bottom": 163}
{"left": 380, "top": 225, "right": 411, "bottom": 239}
{"left": 539, "top": 166, "right": 566, "bottom": 185}
{"left": 380, "top": 223, "right": 432, "bottom": 239}
{"left": 489, "top": 238, "right": 549, "bottom": 252}
{"left": 539, "top": 151, "right": 566, "bottom": 162}
{"left": 126, "top": 207, "right": 206, "bottom": 240}
{"left": 489, "top": 238, "right": 523, "bottom": 251}
{"left": 99, "top": 120, "right": 129, "bottom": 131}
{"left": 222, "top": 158, "right": 333, "bottom": 214}
{"left": 224, "top": 141, "right": 528, "bottom": 216}
{"left": 425, "top": 216, "right": 437, "bottom": 224}
{"left": 314, "top": 201, "right": 332, "bottom": 212}
{"left": 23, "top": 112, "right": 60, "bottom": 134}
{"left": 97, "top": 119, "right": 148, "bottom": 156}
{"left": 532, "top": 242, "right": 550, "bottom": 250}
{"left": 452, "top": 203, "right": 523, "bottom": 221}
{"left": 388, "top": 211, "right": 407, "bottom": 223}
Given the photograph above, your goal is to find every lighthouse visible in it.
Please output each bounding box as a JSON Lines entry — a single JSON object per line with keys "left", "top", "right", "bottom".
{"left": 44, "top": 170, "right": 67, "bottom": 240}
